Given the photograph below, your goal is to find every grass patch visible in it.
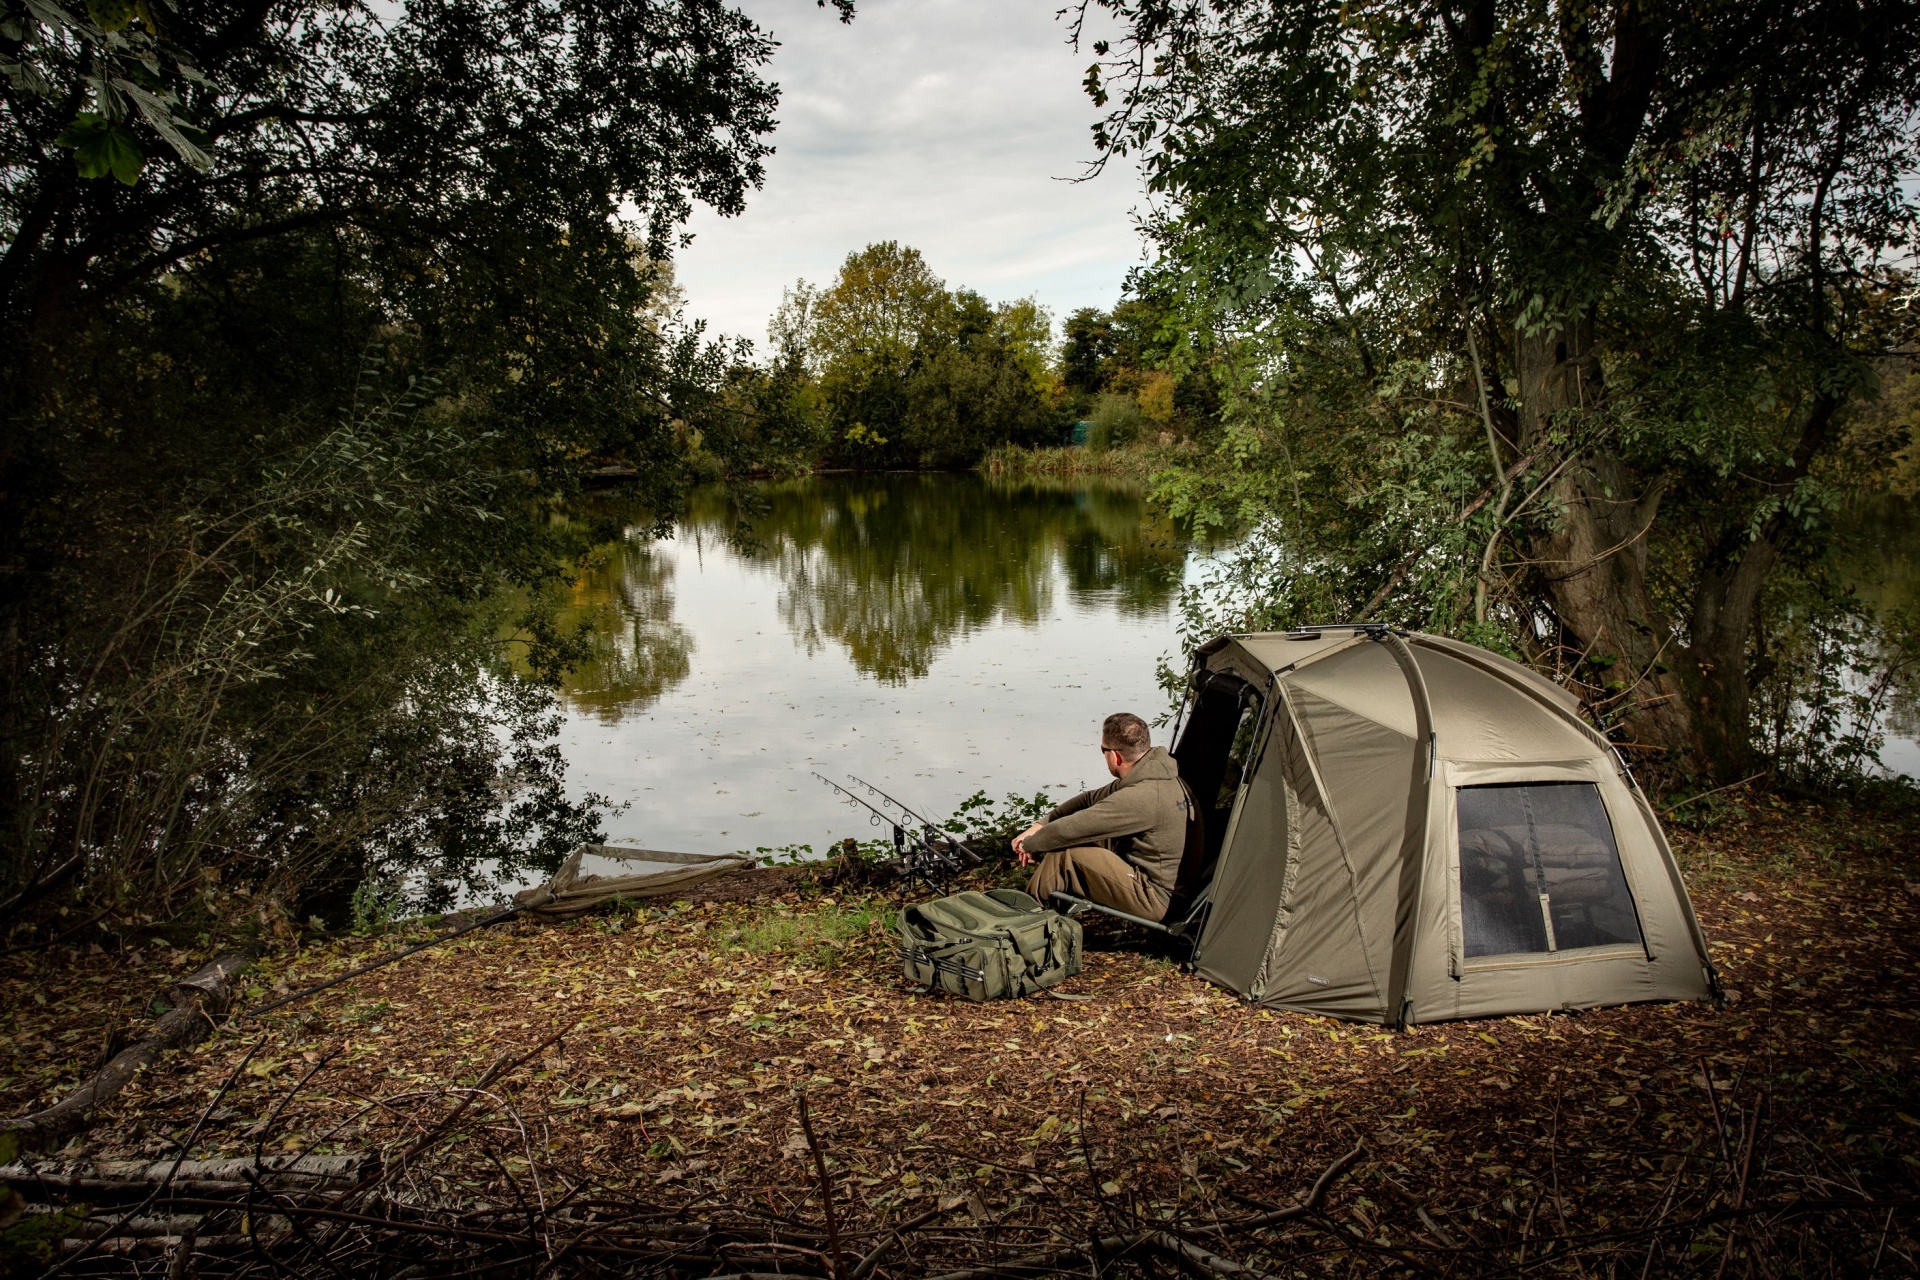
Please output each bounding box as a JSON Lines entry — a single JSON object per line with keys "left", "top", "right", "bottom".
{"left": 722, "top": 899, "right": 888, "bottom": 968}
{"left": 341, "top": 998, "right": 392, "bottom": 1024}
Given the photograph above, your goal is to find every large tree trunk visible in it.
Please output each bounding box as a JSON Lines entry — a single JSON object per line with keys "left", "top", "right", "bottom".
{"left": 1678, "top": 524, "right": 1785, "bottom": 782}
{"left": 1513, "top": 321, "right": 1708, "bottom": 772}
{"left": 1516, "top": 319, "right": 1810, "bottom": 782}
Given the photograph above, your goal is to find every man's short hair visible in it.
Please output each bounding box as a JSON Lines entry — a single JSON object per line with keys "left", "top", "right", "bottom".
{"left": 1102, "top": 712, "right": 1151, "bottom": 761}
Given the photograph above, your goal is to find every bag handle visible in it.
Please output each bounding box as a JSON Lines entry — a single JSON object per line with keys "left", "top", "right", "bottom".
{"left": 998, "top": 923, "right": 1047, "bottom": 972}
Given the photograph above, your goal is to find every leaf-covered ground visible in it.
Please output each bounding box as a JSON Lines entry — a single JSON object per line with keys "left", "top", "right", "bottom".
{"left": 4, "top": 794, "right": 1917, "bottom": 1273}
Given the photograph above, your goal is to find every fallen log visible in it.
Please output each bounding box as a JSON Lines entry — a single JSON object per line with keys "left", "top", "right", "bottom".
{"left": 2, "top": 1152, "right": 375, "bottom": 1199}
{"left": 1, "top": 951, "right": 251, "bottom": 1146}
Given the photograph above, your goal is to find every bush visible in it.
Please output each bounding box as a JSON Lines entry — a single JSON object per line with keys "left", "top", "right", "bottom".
{"left": 944, "top": 790, "right": 1057, "bottom": 856}
{"left": 1085, "top": 392, "right": 1144, "bottom": 452}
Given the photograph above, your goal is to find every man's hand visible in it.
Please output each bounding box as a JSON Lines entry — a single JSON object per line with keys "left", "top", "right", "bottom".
{"left": 1012, "top": 822, "right": 1045, "bottom": 867}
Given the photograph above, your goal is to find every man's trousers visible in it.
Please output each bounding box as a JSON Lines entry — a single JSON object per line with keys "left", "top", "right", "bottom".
{"left": 1026, "top": 846, "right": 1168, "bottom": 921}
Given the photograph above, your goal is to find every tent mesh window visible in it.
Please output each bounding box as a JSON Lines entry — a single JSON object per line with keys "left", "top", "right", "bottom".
{"left": 1456, "top": 783, "right": 1643, "bottom": 958}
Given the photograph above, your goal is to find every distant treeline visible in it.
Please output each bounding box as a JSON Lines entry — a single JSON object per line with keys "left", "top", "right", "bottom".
{"left": 672, "top": 242, "right": 1219, "bottom": 474}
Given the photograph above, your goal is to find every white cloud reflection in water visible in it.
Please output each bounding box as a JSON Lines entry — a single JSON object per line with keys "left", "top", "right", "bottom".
{"left": 555, "top": 475, "right": 1211, "bottom": 857}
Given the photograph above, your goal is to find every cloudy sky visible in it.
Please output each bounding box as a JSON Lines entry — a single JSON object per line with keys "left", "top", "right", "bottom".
{"left": 671, "top": 0, "right": 1150, "bottom": 352}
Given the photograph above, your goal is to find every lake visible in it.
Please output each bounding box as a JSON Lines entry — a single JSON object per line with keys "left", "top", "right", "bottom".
{"left": 548, "top": 475, "right": 1920, "bottom": 865}
{"left": 554, "top": 473, "right": 1209, "bottom": 857}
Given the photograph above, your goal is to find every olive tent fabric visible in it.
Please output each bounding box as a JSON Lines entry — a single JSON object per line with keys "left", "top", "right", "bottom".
{"left": 1184, "top": 629, "right": 1716, "bottom": 1025}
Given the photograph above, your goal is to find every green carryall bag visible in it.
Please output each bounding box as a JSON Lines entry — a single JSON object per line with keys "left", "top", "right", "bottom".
{"left": 896, "top": 889, "right": 1082, "bottom": 1000}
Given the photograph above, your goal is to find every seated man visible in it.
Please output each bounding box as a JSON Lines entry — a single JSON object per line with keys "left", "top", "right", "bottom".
{"left": 1013, "top": 712, "right": 1193, "bottom": 922}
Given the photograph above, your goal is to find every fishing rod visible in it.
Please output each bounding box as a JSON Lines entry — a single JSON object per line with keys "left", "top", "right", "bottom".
{"left": 811, "top": 772, "right": 980, "bottom": 893}
{"left": 847, "top": 774, "right": 956, "bottom": 839}
{"left": 813, "top": 771, "right": 907, "bottom": 833}
{"left": 843, "top": 774, "right": 982, "bottom": 870}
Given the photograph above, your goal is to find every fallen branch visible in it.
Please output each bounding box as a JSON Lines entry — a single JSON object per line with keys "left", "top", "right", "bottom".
{"left": 42, "top": 1035, "right": 262, "bottom": 1280}
{"left": 1, "top": 952, "right": 252, "bottom": 1145}
{"left": 1218, "top": 1142, "right": 1365, "bottom": 1231}
{"left": 848, "top": 1204, "right": 949, "bottom": 1280}
{"left": 0, "top": 852, "right": 86, "bottom": 921}
{"left": 796, "top": 1090, "right": 847, "bottom": 1280}
{"left": 1148, "top": 1230, "right": 1275, "bottom": 1277}
{"left": 0, "top": 1153, "right": 372, "bottom": 1198}
{"left": 925, "top": 1143, "right": 1364, "bottom": 1280}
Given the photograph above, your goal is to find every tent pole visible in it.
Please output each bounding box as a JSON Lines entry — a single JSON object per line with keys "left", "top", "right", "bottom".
{"left": 1375, "top": 631, "right": 1437, "bottom": 1031}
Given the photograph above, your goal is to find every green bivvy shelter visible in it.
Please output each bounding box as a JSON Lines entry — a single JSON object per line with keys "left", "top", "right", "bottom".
{"left": 1163, "top": 626, "right": 1717, "bottom": 1025}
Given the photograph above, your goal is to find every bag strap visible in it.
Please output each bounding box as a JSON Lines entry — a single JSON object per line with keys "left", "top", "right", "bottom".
{"left": 897, "top": 935, "right": 988, "bottom": 983}
{"left": 998, "top": 923, "right": 1047, "bottom": 972}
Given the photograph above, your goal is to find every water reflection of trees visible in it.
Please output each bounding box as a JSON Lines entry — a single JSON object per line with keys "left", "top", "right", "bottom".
{"left": 696, "top": 474, "right": 1190, "bottom": 684}
{"left": 1830, "top": 497, "right": 1920, "bottom": 745}
{"left": 559, "top": 539, "right": 693, "bottom": 723}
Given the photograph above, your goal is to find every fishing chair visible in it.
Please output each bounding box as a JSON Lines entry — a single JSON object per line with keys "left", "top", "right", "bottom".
{"left": 1048, "top": 786, "right": 1216, "bottom": 956}
{"left": 1048, "top": 882, "right": 1213, "bottom": 942}
{"left": 1046, "top": 666, "right": 1257, "bottom": 959}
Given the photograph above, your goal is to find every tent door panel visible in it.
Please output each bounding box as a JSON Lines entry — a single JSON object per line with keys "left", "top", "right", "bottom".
{"left": 1172, "top": 672, "right": 1265, "bottom": 876}
{"left": 1455, "top": 782, "right": 1645, "bottom": 961}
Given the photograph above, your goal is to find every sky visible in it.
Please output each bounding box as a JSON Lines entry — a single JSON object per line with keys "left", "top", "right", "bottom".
{"left": 670, "top": 0, "right": 1150, "bottom": 353}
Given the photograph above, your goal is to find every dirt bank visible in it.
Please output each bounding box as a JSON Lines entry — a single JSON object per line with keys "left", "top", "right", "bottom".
{"left": 4, "top": 795, "right": 1916, "bottom": 1274}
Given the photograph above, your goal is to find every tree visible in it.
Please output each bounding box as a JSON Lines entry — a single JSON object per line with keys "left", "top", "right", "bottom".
{"left": 788, "top": 242, "right": 1066, "bottom": 467}
{"left": 807, "top": 240, "right": 947, "bottom": 455}
{"left": 992, "top": 296, "right": 1059, "bottom": 399}
{"left": 0, "top": 0, "right": 800, "bottom": 925}
{"left": 1081, "top": 0, "right": 1920, "bottom": 780}
{"left": 895, "top": 289, "right": 1062, "bottom": 465}
{"left": 1059, "top": 293, "right": 1218, "bottom": 435}
{"left": 1062, "top": 306, "right": 1115, "bottom": 395}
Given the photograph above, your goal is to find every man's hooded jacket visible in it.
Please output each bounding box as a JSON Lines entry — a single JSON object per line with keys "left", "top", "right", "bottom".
{"left": 1023, "top": 747, "right": 1195, "bottom": 911}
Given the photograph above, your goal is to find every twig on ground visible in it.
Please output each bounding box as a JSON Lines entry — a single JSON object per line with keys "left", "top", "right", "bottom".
{"left": 42, "top": 1034, "right": 265, "bottom": 1280}
{"left": 796, "top": 1089, "right": 846, "bottom": 1280}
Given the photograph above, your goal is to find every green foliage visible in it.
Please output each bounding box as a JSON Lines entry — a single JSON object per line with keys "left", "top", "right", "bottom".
{"left": 1084, "top": 0, "right": 1920, "bottom": 781}
{"left": 1, "top": 0, "right": 792, "bottom": 928}
{"left": 6, "top": 0, "right": 214, "bottom": 191}
{"left": 712, "top": 243, "right": 1071, "bottom": 472}
{"left": 1751, "top": 570, "right": 1920, "bottom": 790}
{"left": 1060, "top": 294, "right": 1218, "bottom": 435}
{"left": 978, "top": 442, "right": 1167, "bottom": 482}
{"left": 943, "top": 789, "right": 1057, "bottom": 856}
{"left": 350, "top": 878, "right": 405, "bottom": 936}
{"left": 750, "top": 843, "right": 821, "bottom": 867}
{"left": 53, "top": 112, "right": 144, "bottom": 183}
{"left": 1085, "top": 391, "right": 1143, "bottom": 452}
{"left": 342, "top": 998, "right": 394, "bottom": 1024}
{"left": 0, "top": 1196, "right": 87, "bottom": 1277}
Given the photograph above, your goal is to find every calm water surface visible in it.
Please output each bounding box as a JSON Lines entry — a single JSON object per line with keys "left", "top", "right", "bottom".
{"left": 556, "top": 474, "right": 1210, "bottom": 856}
{"left": 548, "top": 478, "right": 1920, "bottom": 866}
{"left": 1834, "top": 497, "right": 1920, "bottom": 776}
